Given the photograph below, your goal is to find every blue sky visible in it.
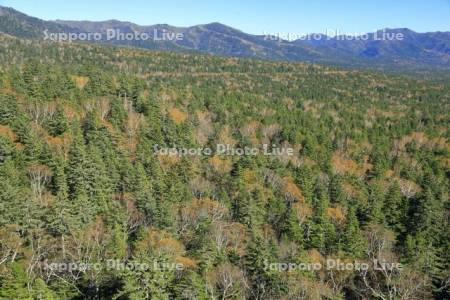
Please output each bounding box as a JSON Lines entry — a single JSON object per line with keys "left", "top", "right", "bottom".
{"left": 1, "top": 0, "right": 449, "bottom": 35}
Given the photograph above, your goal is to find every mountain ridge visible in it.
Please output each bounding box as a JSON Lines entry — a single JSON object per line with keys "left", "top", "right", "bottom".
{"left": 1, "top": 5, "right": 450, "bottom": 73}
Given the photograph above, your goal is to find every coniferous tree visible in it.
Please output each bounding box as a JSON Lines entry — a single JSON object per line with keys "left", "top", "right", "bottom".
{"left": 342, "top": 207, "right": 365, "bottom": 257}
{"left": 309, "top": 183, "right": 336, "bottom": 253}
{"left": 384, "top": 181, "right": 405, "bottom": 233}
{"left": 244, "top": 235, "right": 284, "bottom": 299}
{"left": 295, "top": 165, "right": 314, "bottom": 203}
{"left": 47, "top": 105, "right": 68, "bottom": 136}
{"left": 368, "top": 183, "right": 385, "bottom": 224}
{"left": 66, "top": 131, "right": 89, "bottom": 199}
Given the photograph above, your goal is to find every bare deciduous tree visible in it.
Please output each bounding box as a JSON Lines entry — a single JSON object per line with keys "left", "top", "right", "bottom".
{"left": 356, "top": 225, "right": 431, "bottom": 299}
{"left": 27, "top": 164, "right": 53, "bottom": 203}
{"left": 125, "top": 111, "right": 142, "bottom": 140}
{"left": 0, "top": 225, "right": 22, "bottom": 266}
{"left": 26, "top": 101, "right": 56, "bottom": 124}
{"left": 206, "top": 263, "right": 248, "bottom": 299}
{"left": 98, "top": 97, "right": 111, "bottom": 121}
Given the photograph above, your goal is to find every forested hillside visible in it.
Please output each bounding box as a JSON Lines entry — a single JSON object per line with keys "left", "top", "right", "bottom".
{"left": 0, "top": 34, "right": 449, "bottom": 299}
{"left": 1, "top": 5, "right": 450, "bottom": 75}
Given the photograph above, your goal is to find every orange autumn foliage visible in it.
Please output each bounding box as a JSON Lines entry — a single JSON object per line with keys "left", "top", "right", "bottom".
{"left": 292, "top": 202, "right": 312, "bottom": 225}
{"left": 168, "top": 107, "right": 187, "bottom": 124}
{"left": 45, "top": 134, "right": 72, "bottom": 156}
{"left": 308, "top": 249, "right": 325, "bottom": 264}
{"left": 242, "top": 169, "right": 257, "bottom": 185}
{"left": 327, "top": 206, "right": 346, "bottom": 223}
{"left": 281, "top": 176, "right": 304, "bottom": 203}
{"left": 71, "top": 75, "right": 89, "bottom": 89}
{"left": 0, "top": 125, "right": 16, "bottom": 141}
{"left": 135, "top": 228, "right": 185, "bottom": 257}
{"left": 331, "top": 153, "right": 361, "bottom": 176}
{"left": 208, "top": 155, "right": 232, "bottom": 174}
{"left": 240, "top": 120, "right": 260, "bottom": 138}
{"left": 175, "top": 256, "right": 197, "bottom": 268}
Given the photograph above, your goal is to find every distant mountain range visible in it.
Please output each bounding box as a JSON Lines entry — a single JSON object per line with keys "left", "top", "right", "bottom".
{"left": 1, "top": 5, "right": 450, "bottom": 73}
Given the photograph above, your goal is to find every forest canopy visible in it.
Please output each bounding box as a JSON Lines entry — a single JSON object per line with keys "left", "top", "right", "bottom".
{"left": 0, "top": 34, "right": 449, "bottom": 299}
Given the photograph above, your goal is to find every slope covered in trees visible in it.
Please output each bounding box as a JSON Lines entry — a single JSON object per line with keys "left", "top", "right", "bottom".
{"left": 0, "top": 34, "right": 449, "bottom": 299}
{"left": 1, "top": 5, "right": 450, "bottom": 76}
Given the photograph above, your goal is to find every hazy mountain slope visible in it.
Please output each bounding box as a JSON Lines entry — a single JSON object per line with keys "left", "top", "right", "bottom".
{"left": 0, "top": 5, "right": 77, "bottom": 38}
{"left": 1, "top": 5, "right": 450, "bottom": 73}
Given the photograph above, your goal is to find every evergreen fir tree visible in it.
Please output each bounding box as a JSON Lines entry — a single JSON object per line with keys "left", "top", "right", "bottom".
{"left": 384, "top": 181, "right": 405, "bottom": 233}
{"left": 342, "top": 207, "right": 365, "bottom": 257}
